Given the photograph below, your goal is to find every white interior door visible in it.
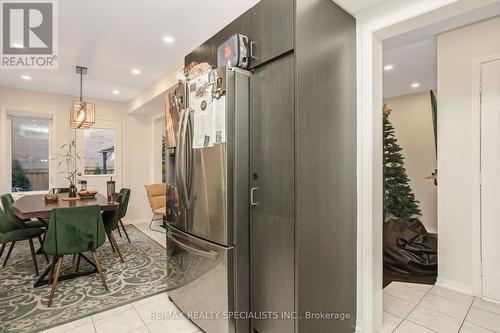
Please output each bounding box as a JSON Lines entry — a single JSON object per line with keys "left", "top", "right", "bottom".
{"left": 481, "top": 59, "right": 500, "bottom": 301}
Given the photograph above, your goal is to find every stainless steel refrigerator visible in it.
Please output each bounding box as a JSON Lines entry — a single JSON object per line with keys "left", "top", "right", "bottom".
{"left": 165, "top": 66, "right": 251, "bottom": 333}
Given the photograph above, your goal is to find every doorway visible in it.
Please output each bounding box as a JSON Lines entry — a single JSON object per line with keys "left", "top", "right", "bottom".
{"left": 357, "top": 1, "right": 500, "bottom": 332}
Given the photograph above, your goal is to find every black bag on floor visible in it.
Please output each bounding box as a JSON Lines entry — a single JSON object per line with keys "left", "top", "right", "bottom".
{"left": 383, "top": 218, "right": 437, "bottom": 276}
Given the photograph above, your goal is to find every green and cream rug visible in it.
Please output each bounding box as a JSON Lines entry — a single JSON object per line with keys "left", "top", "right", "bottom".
{"left": 0, "top": 226, "right": 182, "bottom": 333}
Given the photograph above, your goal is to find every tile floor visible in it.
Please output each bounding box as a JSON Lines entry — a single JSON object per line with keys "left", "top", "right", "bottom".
{"left": 383, "top": 281, "right": 500, "bottom": 333}
{"left": 39, "top": 220, "right": 204, "bottom": 333}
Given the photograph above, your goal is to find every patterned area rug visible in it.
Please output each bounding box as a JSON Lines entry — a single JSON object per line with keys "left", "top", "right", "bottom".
{"left": 0, "top": 226, "right": 179, "bottom": 333}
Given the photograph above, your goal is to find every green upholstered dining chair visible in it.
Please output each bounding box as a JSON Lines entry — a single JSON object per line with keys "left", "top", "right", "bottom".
{"left": 43, "top": 205, "right": 108, "bottom": 307}
{"left": 101, "top": 193, "right": 125, "bottom": 263}
{"left": 116, "top": 188, "right": 131, "bottom": 243}
{"left": 0, "top": 206, "right": 45, "bottom": 275}
{"left": 1, "top": 194, "right": 46, "bottom": 229}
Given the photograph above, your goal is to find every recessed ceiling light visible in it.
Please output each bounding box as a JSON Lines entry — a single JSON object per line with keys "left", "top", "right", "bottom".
{"left": 163, "top": 36, "right": 174, "bottom": 43}
{"left": 12, "top": 43, "right": 24, "bottom": 48}
{"left": 411, "top": 82, "right": 421, "bottom": 88}
{"left": 112, "top": 90, "right": 120, "bottom": 95}
{"left": 384, "top": 64, "right": 394, "bottom": 71}
{"left": 21, "top": 75, "right": 32, "bottom": 80}
{"left": 131, "top": 69, "right": 141, "bottom": 75}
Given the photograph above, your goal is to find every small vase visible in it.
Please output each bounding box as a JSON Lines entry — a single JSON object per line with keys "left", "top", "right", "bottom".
{"left": 69, "top": 185, "right": 77, "bottom": 198}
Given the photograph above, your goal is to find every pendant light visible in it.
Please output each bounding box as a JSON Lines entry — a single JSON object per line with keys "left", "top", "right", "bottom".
{"left": 69, "top": 66, "right": 95, "bottom": 128}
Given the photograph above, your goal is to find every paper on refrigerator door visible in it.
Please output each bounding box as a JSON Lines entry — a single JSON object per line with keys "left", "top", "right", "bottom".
{"left": 212, "top": 95, "right": 226, "bottom": 144}
{"left": 189, "top": 72, "right": 214, "bottom": 149}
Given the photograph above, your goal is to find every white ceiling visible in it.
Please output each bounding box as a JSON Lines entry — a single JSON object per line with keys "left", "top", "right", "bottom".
{"left": 383, "top": 2, "right": 500, "bottom": 98}
{"left": 383, "top": 37, "right": 437, "bottom": 99}
{"left": 333, "top": 0, "right": 385, "bottom": 15}
{"left": 0, "top": 0, "right": 259, "bottom": 102}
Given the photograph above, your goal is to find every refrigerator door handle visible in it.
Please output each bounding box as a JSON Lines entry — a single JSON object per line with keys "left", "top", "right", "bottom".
{"left": 250, "top": 187, "right": 259, "bottom": 206}
{"left": 176, "top": 109, "right": 186, "bottom": 209}
{"left": 167, "top": 231, "right": 218, "bottom": 260}
{"left": 179, "top": 109, "right": 191, "bottom": 208}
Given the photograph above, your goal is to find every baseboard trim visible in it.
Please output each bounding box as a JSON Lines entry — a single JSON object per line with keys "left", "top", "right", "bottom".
{"left": 355, "top": 319, "right": 363, "bottom": 333}
{"left": 435, "top": 278, "right": 473, "bottom": 295}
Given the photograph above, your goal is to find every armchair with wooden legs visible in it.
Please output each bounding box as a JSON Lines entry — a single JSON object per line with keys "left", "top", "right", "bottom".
{"left": 115, "top": 188, "right": 131, "bottom": 243}
{"left": 43, "top": 205, "right": 108, "bottom": 307}
{"left": 0, "top": 206, "right": 46, "bottom": 276}
{"left": 101, "top": 193, "right": 125, "bottom": 263}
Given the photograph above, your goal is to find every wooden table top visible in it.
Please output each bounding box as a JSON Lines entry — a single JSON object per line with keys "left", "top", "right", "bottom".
{"left": 12, "top": 193, "right": 118, "bottom": 220}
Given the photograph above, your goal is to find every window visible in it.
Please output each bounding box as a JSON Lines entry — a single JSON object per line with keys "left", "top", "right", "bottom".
{"left": 11, "top": 116, "right": 50, "bottom": 192}
{"left": 84, "top": 128, "right": 116, "bottom": 175}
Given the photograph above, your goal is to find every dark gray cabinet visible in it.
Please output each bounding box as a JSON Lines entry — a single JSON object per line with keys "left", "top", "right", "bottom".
{"left": 250, "top": 0, "right": 294, "bottom": 67}
{"left": 250, "top": 54, "right": 295, "bottom": 333}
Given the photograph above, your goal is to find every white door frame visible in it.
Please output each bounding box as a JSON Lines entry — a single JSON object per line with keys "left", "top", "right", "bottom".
{"left": 356, "top": 1, "right": 458, "bottom": 332}
{"left": 471, "top": 54, "right": 500, "bottom": 298}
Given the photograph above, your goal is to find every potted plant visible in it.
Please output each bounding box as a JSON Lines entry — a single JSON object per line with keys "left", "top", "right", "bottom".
{"left": 54, "top": 140, "right": 82, "bottom": 197}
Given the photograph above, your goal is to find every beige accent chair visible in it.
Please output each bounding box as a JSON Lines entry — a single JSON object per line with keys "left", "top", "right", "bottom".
{"left": 144, "top": 183, "right": 166, "bottom": 232}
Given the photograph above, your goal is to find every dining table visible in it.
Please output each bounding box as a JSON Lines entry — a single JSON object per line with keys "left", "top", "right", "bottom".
{"left": 11, "top": 193, "right": 118, "bottom": 288}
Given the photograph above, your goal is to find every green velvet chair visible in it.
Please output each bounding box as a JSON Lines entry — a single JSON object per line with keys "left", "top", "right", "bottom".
{"left": 0, "top": 206, "right": 45, "bottom": 275}
{"left": 1, "top": 194, "right": 46, "bottom": 229}
{"left": 116, "top": 188, "right": 131, "bottom": 243}
{"left": 43, "top": 205, "right": 108, "bottom": 307}
{"left": 101, "top": 193, "right": 125, "bottom": 263}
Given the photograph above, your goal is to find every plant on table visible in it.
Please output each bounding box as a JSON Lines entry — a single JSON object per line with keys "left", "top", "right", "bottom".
{"left": 53, "top": 140, "right": 82, "bottom": 196}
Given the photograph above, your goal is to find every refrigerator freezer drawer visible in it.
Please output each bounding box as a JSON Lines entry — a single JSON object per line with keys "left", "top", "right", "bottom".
{"left": 167, "top": 226, "right": 234, "bottom": 333}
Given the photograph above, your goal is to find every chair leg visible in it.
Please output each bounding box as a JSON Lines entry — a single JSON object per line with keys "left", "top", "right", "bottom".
{"left": 75, "top": 254, "right": 82, "bottom": 272}
{"left": 28, "top": 239, "right": 39, "bottom": 276}
{"left": 106, "top": 232, "right": 116, "bottom": 252}
{"left": 48, "top": 256, "right": 57, "bottom": 285}
{"left": 3, "top": 242, "right": 15, "bottom": 267}
{"left": 107, "top": 232, "right": 124, "bottom": 263}
{"left": 91, "top": 251, "right": 108, "bottom": 291}
{"left": 38, "top": 236, "right": 49, "bottom": 263}
{"left": 0, "top": 243, "right": 5, "bottom": 258}
{"left": 148, "top": 215, "right": 155, "bottom": 230}
{"left": 120, "top": 219, "right": 131, "bottom": 243}
{"left": 47, "top": 256, "right": 63, "bottom": 307}
{"left": 117, "top": 225, "right": 122, "bottom": 238}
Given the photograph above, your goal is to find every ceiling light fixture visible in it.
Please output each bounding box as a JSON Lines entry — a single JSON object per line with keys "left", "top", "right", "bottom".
{"left": 384, "top": 64, "right": 394, "bottom": 71}
{"left": 163, "top": 36, "right": 174, "bottom": 43}
{"left": 112, "top": 90, "right": 120, "bottom": 95}
{"left": 12, "top": 43, "right": 24, "bottom": 48}
{"left": 411, "top": 82, "right": 421, "bottom": 88}
{"left": 69, "top": 66, "right": 95, "bottom": 129}
{"left": 21, "top": 75, "right": 32, "bottom": 80}
{"left": 131, "top": 69, "right": 141, "bottom": 75}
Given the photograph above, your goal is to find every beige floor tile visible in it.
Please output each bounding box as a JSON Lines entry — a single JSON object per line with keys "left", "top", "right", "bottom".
{"left": 384, "top": 294, "right": 416, "bottom": 318}
{"left": 43, "top": 317, "right": 94, "bottom": 333}
{"left": 466, "top": 307, "right": 500, "bottom": 332}
{"left": 429, "top": 287, "right": 474, "bottom": 305}
{"left": 473, "top": 298, "right": 500, "bottom": 315}
{"left": 91, "top": 303, "right": 133, "bottom": 322}
{"left": 407, "top": 305, "right": 462, "bottom": 333}
{"left": 147, "top": 317, "right": 200, "bottom": 333}
{"left": 394, "top": 320, "right": 437, "bottom": 333}
{"left": 133, "top": 293, "right": 181, "bottom": 326}
{"left": 381, "top": 311, "right": 404, "bottom": 333}
{"left": 419, "top": 293, "right": 472, "bottom": 320}
{"left": 384, "top": 282, "right": 430, "bottom": 304}
{"left": 460, "top": 322, "right": 496, "bottom": 333}
{"left": 93, "top": 307, "right": 145, "bottom": 333}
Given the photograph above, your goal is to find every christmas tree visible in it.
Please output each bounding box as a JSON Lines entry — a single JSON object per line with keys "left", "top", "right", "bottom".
{"left": 383, "top": 104, "right": 421, "bottom": 220}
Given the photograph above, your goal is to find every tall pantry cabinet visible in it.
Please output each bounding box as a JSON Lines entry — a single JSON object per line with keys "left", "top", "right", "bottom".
{"left": 184, "top": 0, "right": 357, "bottom": 332}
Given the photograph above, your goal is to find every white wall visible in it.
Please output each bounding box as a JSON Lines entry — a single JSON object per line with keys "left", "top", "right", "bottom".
{"left": 437, "top": 16, "right": 500, "bottom": 292}
{"left": 0, "top": 86, "right": 157, "bottom": 222}
{"left": 386, "top": 92, "right": 437, "bottom": 233}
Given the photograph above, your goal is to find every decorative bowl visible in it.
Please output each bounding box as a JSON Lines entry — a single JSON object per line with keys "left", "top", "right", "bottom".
{"left": 44, "top": 194, "right": 59, "bottom": 203}
{"left": 78, "top": 191, "right": 97, "bottom": 199}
